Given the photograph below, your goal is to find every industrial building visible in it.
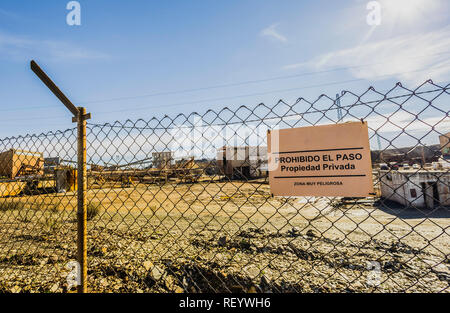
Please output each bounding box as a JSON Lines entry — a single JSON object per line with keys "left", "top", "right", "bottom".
{"left": 216, "top": 146, "right": 268, "bottom": 179}
{"left": 439, "top": 132, "right": 450, "bottom": 156}
{"left": 438, "top": 132, "right": 450, "bottom": 169}
{"left": 152, "top": 151, "right": 173, "bottom": 169}
{"left": 380, "top": 170, "right": 450, "bottom": 208}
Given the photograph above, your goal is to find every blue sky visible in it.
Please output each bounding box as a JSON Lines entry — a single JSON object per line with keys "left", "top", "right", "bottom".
{"left": 0, "top": 0, "right": 449, "bottom": 142}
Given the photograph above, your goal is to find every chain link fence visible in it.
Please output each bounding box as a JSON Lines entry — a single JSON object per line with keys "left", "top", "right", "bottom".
{"left": 0, "top": 80, "right": 449, "bottom": 293}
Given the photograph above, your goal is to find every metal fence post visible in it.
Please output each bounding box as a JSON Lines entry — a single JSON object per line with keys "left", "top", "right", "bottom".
{"left": 77, "top": 107, "right": 88, "bottom": 293}
{"left": 30, "top": 61, "right": 91, "bottom": 293}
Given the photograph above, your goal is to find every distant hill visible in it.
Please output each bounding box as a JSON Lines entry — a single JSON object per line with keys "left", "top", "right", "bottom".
{"left": 371, "top": 144, "right": 441, "bottom": 164}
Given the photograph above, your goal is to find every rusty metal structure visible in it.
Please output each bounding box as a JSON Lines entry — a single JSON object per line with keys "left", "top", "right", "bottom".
{"left": 0, "top": 149, "right": 44, "bottom": 179}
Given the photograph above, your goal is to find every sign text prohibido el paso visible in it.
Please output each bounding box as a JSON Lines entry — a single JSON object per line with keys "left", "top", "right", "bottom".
{"left": 268, "top": 122, "right": 374, "bottom": 197}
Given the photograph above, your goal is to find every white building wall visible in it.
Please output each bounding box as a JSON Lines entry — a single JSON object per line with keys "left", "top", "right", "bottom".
{"left": 380, "top": 170, "right": 450, "bottom": 208}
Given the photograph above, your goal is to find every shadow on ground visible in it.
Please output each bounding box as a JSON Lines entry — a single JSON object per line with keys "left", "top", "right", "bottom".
{"left": 375, "top": 199, "right": 450, "bottom": 219}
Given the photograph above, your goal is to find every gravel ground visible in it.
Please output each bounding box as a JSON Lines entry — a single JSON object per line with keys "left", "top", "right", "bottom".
{"left": 0, "top": 181, "right": 449, "bottom": 293}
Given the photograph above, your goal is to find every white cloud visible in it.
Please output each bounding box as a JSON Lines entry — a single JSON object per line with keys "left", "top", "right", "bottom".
{"left": 364, "top": 111, "right": 450, "bottom": 134}
{"left": 260, "top": 24, "right": 287, "bottom": 43}
{"left": 0, "top": 32, "right": 109, "bottom": 62}
{"left": 283, "top": 26, "right": 450, "bottom": 85}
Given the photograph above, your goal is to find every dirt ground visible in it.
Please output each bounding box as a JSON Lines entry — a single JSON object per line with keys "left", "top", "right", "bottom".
{"left": 0, "top": 181, "right": 449, "bottom": 293}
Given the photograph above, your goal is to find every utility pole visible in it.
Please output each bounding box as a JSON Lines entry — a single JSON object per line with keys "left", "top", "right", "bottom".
{"left": 30, "top": 60, "right": 90, "bottom": 293}
{"left": 422, "top": 144, "right": 426, "bottom": 166}
{"left": 336, "top": 93, "right": 343, "bottom": 122}
{"left": 377, "top": 134, "right": 383, "bottom": 163}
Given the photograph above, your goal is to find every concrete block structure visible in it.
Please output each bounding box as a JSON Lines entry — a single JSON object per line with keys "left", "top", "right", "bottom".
{"left": 380, "top": 170, "right": 450, "bottom": 208}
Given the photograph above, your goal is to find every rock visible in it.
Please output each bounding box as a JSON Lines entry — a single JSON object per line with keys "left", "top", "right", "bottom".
{"left": 143, "top": 261, "right": 165, "bottom": 281}
{"left": 10, "top": 285, "right": 21, "bottom": 293}
{"left": 288, "top": 227, "right": 300, "bottom": 237}
{"left": 150, "top": 265, "right": 165, "bottom": 281}
{"left": 215, "top": 253, "right": 225, "bottom": 261}
{"left": 143, "top": 260, "right": 153, "bottom": 271}
{"left": 244, "top": 265, "right": 260, "bottom": 279}
{"left": 174, "top": 286, "right": 184, "bottom": 293}
{"left": 50, "top": 283, "right": 59, "bottom": 293}
{"left": 100, "top": 278, "right": 108, "bottom": 287}
{"left": 49, "top": 255, "right": 58, "bottom": 264}
{"left": 218, "top": 236, "right": 227, "bottom": 247}
{"left": 306, "top": 229, "right": 318, "bottom": 238}
{"left": 164, "top": 275, "right": 177, "bottom": 291}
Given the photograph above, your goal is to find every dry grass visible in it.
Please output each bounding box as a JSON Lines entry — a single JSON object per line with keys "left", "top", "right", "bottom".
{"left": 87, "top": 203, "right": 100, "bottom": 221}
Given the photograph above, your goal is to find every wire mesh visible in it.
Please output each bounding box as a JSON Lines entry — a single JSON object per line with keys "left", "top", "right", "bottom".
{"left": 0, "top": 128, "right": 78, "bottom": 292}
{"left": 0, "top": 80, "right": 449, "bottom": 293}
